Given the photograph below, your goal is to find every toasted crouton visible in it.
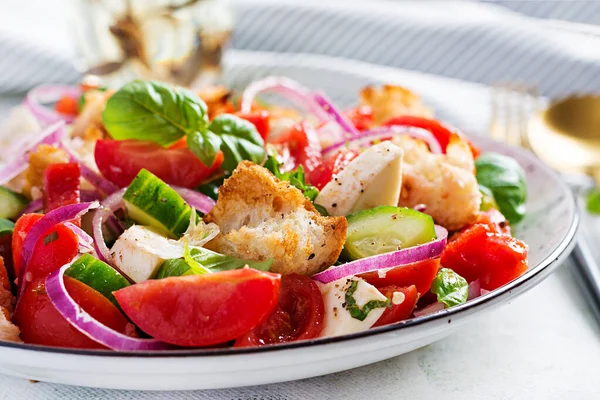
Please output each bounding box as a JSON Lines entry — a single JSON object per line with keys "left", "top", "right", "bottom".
{"left": 23, "top": 144, "right": 69, "bottom": 199}
{"left": 204, "top": 161, "right": 347, "bottom": 276}
{"left": 360, "top": 85, "right": 434, "bottom": 125}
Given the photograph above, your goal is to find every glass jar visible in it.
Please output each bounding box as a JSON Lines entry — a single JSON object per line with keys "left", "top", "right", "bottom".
{"left": 74, "top": 0, "right": 233, "bottom": 88}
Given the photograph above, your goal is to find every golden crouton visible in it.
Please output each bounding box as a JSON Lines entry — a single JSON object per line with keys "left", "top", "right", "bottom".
{"left": 23, "top": 144, "right": 70, "bottom": 199}
{"left": 204, "top": 161, "right": 347, "bottom": 276}
{"left": 72, "top": 90, "right": 113, "bottom": 139}
{"left": 360, "top": 85, "right": 434, "bottom": 125}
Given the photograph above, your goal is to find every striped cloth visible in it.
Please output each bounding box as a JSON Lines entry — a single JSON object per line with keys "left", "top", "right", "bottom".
{"left": 0, "top": 0, "right": 600, "bottom": 97}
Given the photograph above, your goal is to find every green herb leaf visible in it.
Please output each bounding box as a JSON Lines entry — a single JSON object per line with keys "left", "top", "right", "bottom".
{"left": 183, "top": 240, "right": 211, "bottom": 275}
{"left": 156, "top": 247, "right": 272, "bottom": 278}
{"left": 102, "top": 80, "right": 208, "bottom": 146}
{"left": 264, "top": 154, "right": 320, "bottom": 202}
{"left": 0, "top": 218, "right": 15, "bottom": 236}
{"left": 187, "top": 130, "right": 222, "bottom": 167}
{"left": 475, "top": 152, "right": 527, "bottom": 224}
{"left": 208, "top": 114, "right": 266, "bottom": 172}
{"left": 479, "top": 184, "right": 498, "bottom": 211}
{"left": 586, "top": 189, "right": 600, "bottom": 215}
{"left": 345, "top": 280, "right": 391, "bottom": 321}
{"left": 431, "top": 268, "right": 469, "bottom": 307}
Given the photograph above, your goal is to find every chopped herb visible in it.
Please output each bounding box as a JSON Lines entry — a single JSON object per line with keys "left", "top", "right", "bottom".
{"left": 345, "top": 280, "right": 391, "bottom": 321}
{"left": 430, "top": 268, "right": 469, "bottom": 307}
{"left": 586, "top": 189, "right": 600, "bottom": 215}
{"left": 43, "top": 231, "right": 59, "bottom": 246}
{"left": 264, "top": 154, "right": 320, "bottom": 202}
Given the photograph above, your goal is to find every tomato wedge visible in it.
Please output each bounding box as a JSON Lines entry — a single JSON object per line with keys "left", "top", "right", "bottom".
{"left": 12, "top": 214, "right": 79, "bottom": 281}
{"left": 309, "top": 149, "right": 360, "bottom": 190}
{"left": 441, "top": 224, "right": 528, "bottom": 291}
{"left": 43, "top": 163, "right": 81, "bottom": 225}
{"left": 373, "top": 285, "right": 419, "bottom": 327}
{"left": 114, "top": 268, "right": 281, "bottom": 347}
{"left": 359, "top": 258, "right": 440, "bottom": 296}
{"left": 14, "top": 276, "right": 134, "bottom": 349}
{"left": 54, "top": 95, "right": 79, "bottom": 116}
{"left": 383, "top": 116, "right": 479, "bottom": 157}
{"left": 269, "top": 122, "right": 323, "bottom": 182}
{"left": 235, "top": 274, "right": 324, "bottom": 347}
{"left": 95, "top": 139, "right": 223, "bottom": 188}
{"left": 236, "top": 111, "right": 270, "bottom": 142}
{"left": 345, "top": 105, "right": 373, "bottom": 131}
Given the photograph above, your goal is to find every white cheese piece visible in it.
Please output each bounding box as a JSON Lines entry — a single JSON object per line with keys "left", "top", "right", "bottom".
{"left": 315, "top": 141, "right": 404, "bottom": 216}
{"left": 317, "top": 277, "right": 388, "bottom": 338}
{"left": 110, "top": 225, "right": 185, "bottom": 283}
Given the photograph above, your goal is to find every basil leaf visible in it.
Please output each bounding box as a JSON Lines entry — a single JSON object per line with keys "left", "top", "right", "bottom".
{"left": 586, "top": 189, "right": 600, "bottom": 215}
{"left": 102, "top": 80, "right": 208, "bottom": 146}
{"left": 479, "top": 184, "right": 498, "bottom": 212}
{"left": 475, "top": 152, "right": 527, "bottom": 224}
{"left": 0, "top": 218, "right": 15, "bottom": 236}
{"left": 264, "top": 155, "right": 320, "bottom": 202}
{"left": 187, "top": 130, "right": 222, "bottom": 167}
{"left": 156, "top": 247, "right": 272, "bottom": 278}
{"left": 208, "top": 114, "right": 266, "bottom": 172}
{"left": 431, "top": 268, "right": 468, "bottom": 307}
{"left": 345, "top": 280, "right": 391, "bottom": 321}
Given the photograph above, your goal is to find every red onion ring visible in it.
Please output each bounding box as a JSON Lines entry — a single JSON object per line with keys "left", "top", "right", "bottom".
{"left": 171, "top": 186, "right": 216, "bottom": 215}
{"left": 413, "top": 301, "right": 445, "bottom": 318}
{"left": 46, "top": 259, "right": 173, "bottom": 351}
{"left": 19, "top": 199, "right": 43, "bottom": 216}
{"left": 0, "top": 121, "right": 66, "bottom": 185}
{"left": 467, "top": 279, "right": 482, "bottom": 301}
{"left": 322, "top": 125, "right": 443, "bottom": 157}
{"left": 24, "top": 84, "right": 81, "bottom": 124}
{"left": 64, "top": 222, "right": 95, "bottom": 254}
{"left": 312, "top": 91, "right": 359, "bottom": 139}
{"left": 312, "top": 226, "right": 448, "bottom": 284}
{"left": 91, "top": 188, "right": 127, "bottom": 265}
{"left": 240, "top": 76, "right": 329, "bottom": 121}
{"left": 59, "top": 144, "right": 119, "bottom": 196}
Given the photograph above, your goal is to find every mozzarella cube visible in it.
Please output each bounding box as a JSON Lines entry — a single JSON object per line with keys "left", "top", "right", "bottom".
{"left": 317, "top": 276, "right": 388, "bottom": 338}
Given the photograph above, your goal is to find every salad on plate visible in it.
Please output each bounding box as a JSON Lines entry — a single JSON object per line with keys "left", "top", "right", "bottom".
{"left": 0, "top": 77, "right": 528, "bottom": 350}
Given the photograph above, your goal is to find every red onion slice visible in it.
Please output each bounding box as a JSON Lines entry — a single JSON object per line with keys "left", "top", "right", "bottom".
{"left": 312, "top": 226, "right": 448, "bottom": 284}
{"left": 59, "top": 144, "right": 119, "bottom": 196}
{"left": 46, "top": 260, "right": 173, "bottom": 351}
{"left": 0, "top": 121, "right": 66, "bottom": 185}
{"left": 240, "top": 76, "right": 329, "bottom": 121}
{"left": 19, "top": 199, "right": 43, "bottom": 216}
{"left": 312, "top": 91, "right": 359, "bottom": 139}
{"left": 92, "top": 188, "right": 127, "bottom": 264}
{"left": 18, "top": 201, "right": 99, "bottom": 294}
{"left": 322, "top": 125, "right": 442, "bottom": 156}
{"left": 171, "top": 186, "right": 216, "bottom": 214}
{"left": 413, "top": 301, "right": 446, "bottom": 318}
{"left": 24, "top": 84, "right": 81, "bottom": 124}
{"left": 64, "top": 222, "right": 95, "bottom": 254}
{"left": 467, "top": 279, "right": 482, "bottom": 301}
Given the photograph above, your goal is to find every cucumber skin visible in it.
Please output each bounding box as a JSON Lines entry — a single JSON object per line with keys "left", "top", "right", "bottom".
{"left": 0, "top": 187, "right": 28, "bottom": 219}
{"left": 65, "top": 254, "right": 130, "bottom": 307}
{"left": 123, "top": 169, "right": 192, "bottom": 238}
{"left": 342, "top": 206, "right": 436, "bottom": 261}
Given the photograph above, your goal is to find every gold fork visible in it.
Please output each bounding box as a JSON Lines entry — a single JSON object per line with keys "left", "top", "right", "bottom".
{"left": 490, "top": 83, "right": 600, "bottom": 325}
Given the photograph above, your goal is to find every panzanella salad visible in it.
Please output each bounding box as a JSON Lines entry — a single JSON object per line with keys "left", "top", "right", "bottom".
{"left": 0, "top": 77, "right": 528, "bottom": 350}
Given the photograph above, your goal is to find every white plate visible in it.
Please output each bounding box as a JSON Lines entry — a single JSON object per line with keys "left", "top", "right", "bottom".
{"left": 0, "top": 51, "right": 577, "bottom": 390}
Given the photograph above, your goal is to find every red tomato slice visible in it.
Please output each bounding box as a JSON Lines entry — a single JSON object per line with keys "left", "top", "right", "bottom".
{"left": 12, "top": 213, "right": 79, "bottom": 281}
{"left": 236, "top": 111, "right": 270, "bottom": 142}
{"left": 234, "top": 274, "right": 324, "bottom": 347}
{"left": 383, "top": 116, "right": 480, "bottom": 157}
{"left": 441, "top": 224, "right": 528, "bottom": 291}
{"left": 345, "top": 105, "right": 373, "bottom": 131}
{"left": 14, "top": 276, "right": 134, "bottom": 349}
{"left": 372, "top": 285, "right": 419, "bottom": 327}
{"left": 359, "top": 258, "right": 441, "bottom": 296}
{"left": 309, "top": 149, "right": 360, "bottom": 190}
{"left": 43, "top": 163, "right": 81, "bottom": 225}
{"left": 94, "top": 139, "right": 223, "bottom": 188}
{"left": 114, "top": 268, "right": 281, "bottom": 347}
{"left": 269, "top": 122, "right": 323, "bottom": 182}
{"left": 54, "top": 95, "right": 79, "bottom": 116}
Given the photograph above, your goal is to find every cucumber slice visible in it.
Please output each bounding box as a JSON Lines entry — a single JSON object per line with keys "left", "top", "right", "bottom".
{"left": 65, "top": 254, "right": 130, "bottom": 307}
{"left": 0, "top": 186, "right": 28, "bottom": 219}
{"left": 123, "top": 169, "right": 192, "bottom": 238}
{"left": 342, "top": 206, "right": 437, "bottom": 261}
